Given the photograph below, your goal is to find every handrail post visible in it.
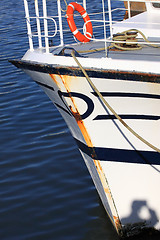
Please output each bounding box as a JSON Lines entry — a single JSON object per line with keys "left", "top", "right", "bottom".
{"left": 102, "top": 0, "right": 107, "bottom": 57}
{"left": 108, "top": 0, "right": 113, "bottom": 38}
{"left": 24, "top": 0, "right": 34, "bottom": 51}
{"left": 42, "top": 0, "right": 49, "bottom": 53}
{"left": 57, "top": 0, "right": 64, "bottom": 46}
{"left": 83, "top": 0, "right": 86, "bottom": 10}
{"left": 35, "top": 0, "right": 42, "bottom": 48}
{"left": 127, "top": 0, "right": 131, "bottom": 18}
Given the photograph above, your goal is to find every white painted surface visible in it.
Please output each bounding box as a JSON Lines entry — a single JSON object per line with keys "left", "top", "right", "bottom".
{"left": 23, "top": 68, "right": 160, "bottom": 233}
{"left": 22, "top": 49, "right": 160, "bottom": 75}
{"left": 20, "top": 1, "right": 160, "bottom": 234}
{"left": 100, "top": 161, "right": 160, "bottom": 229}
{"left": 113, "top": 11, "right": 160, "bottom": 38}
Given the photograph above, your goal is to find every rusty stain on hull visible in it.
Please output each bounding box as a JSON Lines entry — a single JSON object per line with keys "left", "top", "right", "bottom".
{"left": 52, "top": 73, "right": 122, "bottom": 233}
{"left": 50, "top": 74, "right": 59, "bottom": 86}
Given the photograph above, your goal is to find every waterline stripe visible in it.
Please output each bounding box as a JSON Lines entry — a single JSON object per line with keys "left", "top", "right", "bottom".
{"left": 74, "top": 138, "right": 160, "bottom": 165}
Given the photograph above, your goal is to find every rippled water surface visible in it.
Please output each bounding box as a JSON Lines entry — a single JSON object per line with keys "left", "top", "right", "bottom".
{"left": 2, "top": 1, "right": 160, "bottom": 240}
{"left": 0, "top": 1, "right": 120, "bottom": 239}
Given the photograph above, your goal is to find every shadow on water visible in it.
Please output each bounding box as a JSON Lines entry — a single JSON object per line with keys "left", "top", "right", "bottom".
{"left": 84, "top": 196, "right": 120, "bottom": 240}
{"left": 121, "top": 200, "right": 160, "bottom": 240}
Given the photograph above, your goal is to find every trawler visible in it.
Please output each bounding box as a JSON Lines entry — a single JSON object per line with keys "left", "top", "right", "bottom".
{"left": 10, "top": 0, "right": 160, "bottom": 237}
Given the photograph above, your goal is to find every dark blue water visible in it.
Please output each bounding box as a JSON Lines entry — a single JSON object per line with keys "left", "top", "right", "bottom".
{"left": 2, "top": 1, "right": 160, "bottom": 239}
{"left": 0, "top": 1, "right": 119, "bottom": 239}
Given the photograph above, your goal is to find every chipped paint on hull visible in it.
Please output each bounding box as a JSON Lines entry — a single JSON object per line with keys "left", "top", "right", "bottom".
{"left": 11, "top": 63, "right": 160, "bottom": 237}
{"left": 9, "top": 59, "right": 160, "bottom": 84}
{"left": 54, "top": 73, "right": 122, "bottom": 233}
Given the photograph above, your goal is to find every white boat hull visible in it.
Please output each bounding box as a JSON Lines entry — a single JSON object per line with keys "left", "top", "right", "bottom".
{"left": 10, "top": 0, "right": 160, "bottom": 237}
{"left": 12, "top": 60, "right": 160, "bottom": 236}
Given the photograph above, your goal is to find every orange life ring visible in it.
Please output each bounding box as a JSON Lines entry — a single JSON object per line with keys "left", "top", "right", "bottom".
{"left": 66, "top": 2, "right": 93, "bottom": 42}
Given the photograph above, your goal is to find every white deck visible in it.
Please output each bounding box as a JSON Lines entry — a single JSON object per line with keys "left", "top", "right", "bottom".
{"left": 113, "top": 10, "right": 160, "bottom": 39}
{"left": 22, "top": 39, "right": 160, "bottom": 76}
{"left": 50, "top": 40, "right": 160, "bottom": 61}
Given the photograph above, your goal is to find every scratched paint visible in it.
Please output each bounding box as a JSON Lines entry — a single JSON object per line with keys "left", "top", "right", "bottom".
{"left": 55, "top": 73, "right": 122, "bottom": 233}
{"left": 10, "top": 60, "right": 160, "bottom": 84}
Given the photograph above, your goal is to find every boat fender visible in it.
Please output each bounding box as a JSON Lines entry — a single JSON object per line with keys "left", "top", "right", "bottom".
{"left": 66, "top": 2, "right": 93, "bottom": 42}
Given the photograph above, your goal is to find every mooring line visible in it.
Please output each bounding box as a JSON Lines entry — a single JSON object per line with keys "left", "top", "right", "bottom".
{"left": 71, "top": 50, "right": 160, "bottom": 154}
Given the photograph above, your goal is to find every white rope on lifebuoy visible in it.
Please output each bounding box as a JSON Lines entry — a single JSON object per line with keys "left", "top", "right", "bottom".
{"left": 66, "top": 2, "right": 93, "bottom": 42}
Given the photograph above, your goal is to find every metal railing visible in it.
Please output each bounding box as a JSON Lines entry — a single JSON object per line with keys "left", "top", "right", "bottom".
{"left": 23, "top": 0, "right": 160, "bottom": 53}
{"left": 24, "top": 0, "right": 60, "bottom": 52}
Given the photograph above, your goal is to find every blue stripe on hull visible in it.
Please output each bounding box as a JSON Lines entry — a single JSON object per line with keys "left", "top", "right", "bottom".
{"left": 94, "top": 114, "right": 160, "bottom": 120}
{"left": 74, "top": 138, "right": 160, "bottom": 165}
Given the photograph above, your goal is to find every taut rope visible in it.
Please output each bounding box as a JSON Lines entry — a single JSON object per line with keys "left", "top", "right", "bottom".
{"left": 71, "top": 50, "right": 160, "bottom": 153}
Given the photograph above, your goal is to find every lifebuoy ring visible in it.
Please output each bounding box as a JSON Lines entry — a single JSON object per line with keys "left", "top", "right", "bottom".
{"left": 66, "top": 2, "right": 93, "bottom": 42}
